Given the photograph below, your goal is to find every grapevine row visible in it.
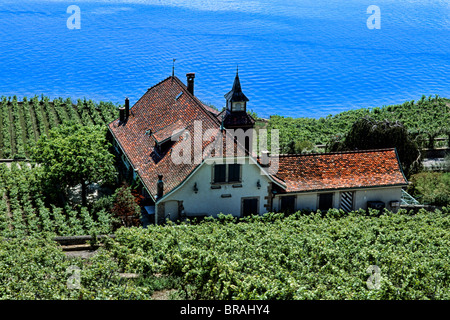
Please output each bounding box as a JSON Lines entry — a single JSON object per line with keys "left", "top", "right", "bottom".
{"left": 0, "top": 162, "right": 115, "bottom": 238}
{"left": 268, "top": 95, "right": 450, "bottom": 153}
{"left": 107, "top": 208, "right": 450, "bottom": 300}
{"left": 0, "top": 95, "right": 118, "bottom": 159}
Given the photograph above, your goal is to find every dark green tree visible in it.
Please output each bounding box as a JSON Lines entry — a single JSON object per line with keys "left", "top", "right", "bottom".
{"left": 327, "top": 116, "right": 422, "bottom": 177}
{"left": 31, "top": 122, "right": 117, "bottom": 206}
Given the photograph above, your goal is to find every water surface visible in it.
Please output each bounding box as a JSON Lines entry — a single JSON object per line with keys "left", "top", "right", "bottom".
{"left": 0, "top": 0, "right": 448, "bottom": 118}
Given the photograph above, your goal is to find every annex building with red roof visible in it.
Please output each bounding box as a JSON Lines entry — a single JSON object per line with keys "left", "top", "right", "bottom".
{"left": 108, "top": 71, "right": 408, "bottom": 224}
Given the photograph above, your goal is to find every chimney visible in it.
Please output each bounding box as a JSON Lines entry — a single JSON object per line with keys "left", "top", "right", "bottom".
{"left": 125, "top": 97, "right": 130, "bottom": 119}
{"left": 260, "top": 150, "right": 270, "bottom": 167}
{"left": 119, "top": 107, "right": 125, "bottom": 123}
{"left": 157, "top": 174, "right": 164, "bottom": 199}
{"left": 186, "top": 73, "right": 195, "bottom": 95}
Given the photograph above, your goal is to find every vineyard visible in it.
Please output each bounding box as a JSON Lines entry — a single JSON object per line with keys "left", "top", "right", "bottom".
{"left": 0, "top": 162, "right": 115, "bottom": 238}
{"left": 1, "top": 208, "right": 448, "bottom": 299}
{"left": 267, "top": 95, "right": 450, "bottom": 153}
{"left": 106, "top": 209, "right": 450, "bottom": 300}
{"left": 0, "top": 94, "right": 449, "bottom": 300}
{"left": 0, "top": 95, "right": 118, "bottom": 159}
{"left": 1, "top": 94, "right": 448, "bottom": 159}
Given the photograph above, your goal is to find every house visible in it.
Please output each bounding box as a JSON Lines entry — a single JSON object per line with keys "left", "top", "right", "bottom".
{"left": 107, "top": 71, "right": 408, "bottom": 224}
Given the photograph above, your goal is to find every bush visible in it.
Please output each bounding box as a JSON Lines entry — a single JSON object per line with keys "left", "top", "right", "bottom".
{"left": 111, "top": 184, "right": 143, "bottom": 227}
{"left": 407, "top": 172, "right": 450, "bottom": 206}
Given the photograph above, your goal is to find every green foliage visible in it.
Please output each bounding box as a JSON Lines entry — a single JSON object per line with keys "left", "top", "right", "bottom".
{"left": 111, "top": 184, "right": 142, "bottom": 228}
{"left": 267, "top": 95, "right": 449, "bottom": 155}
{"left": 407, "top": 172, "right": 450, "bottom": 206}
{"left": 0, "top": 163, "right": 115, "bottom": 238}
{"left": 0, "top": 207, "right": 449, "bottom": 300}
{"left": 0, "top": 95, "right": 117, "bottom": 159}
{"left": 0, "top": 238, "right": 155, "bottom": 299}
{"left": 31, "top": 122, "right": 117, "bottom": 206}
{"left": 106, "top": 208, "right": 450, "bottom": 300}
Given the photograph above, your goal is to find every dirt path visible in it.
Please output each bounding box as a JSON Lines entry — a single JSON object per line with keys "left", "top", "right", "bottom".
{"left": 151, "top": 289, "right": 177, "bottom": 300}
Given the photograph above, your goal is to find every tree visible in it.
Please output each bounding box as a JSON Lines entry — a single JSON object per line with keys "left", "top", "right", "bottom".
{"left": 111, "top": 184, "right": 143, "bottom": 227}
{"left": 327, "top": 116, "right": 422, "bottom": 177}
{"left": 31, "top": 122, "right": 117, "bottom": 206}
{"left": 285, "top": 139, "right": 315, "bottom": 154}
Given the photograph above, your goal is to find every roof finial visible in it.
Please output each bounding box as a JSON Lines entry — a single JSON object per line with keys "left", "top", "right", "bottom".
{"left": 172, "top": 58, "right": 176, "bottom": 77}
{"left": 236, "top": 64, "right": 239, "bottom": 75}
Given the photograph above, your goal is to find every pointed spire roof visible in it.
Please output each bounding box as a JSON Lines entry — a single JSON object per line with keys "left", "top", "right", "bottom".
{"left": 224, "top": 69, "right": 249, "bottom": 102}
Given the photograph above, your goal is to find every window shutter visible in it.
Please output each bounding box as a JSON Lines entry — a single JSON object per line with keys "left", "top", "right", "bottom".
{"left": 214, "top": 164, "right": 226, "bottom": 183}
{"left": 228, "top": 164, "right": 241, "bottom": 182}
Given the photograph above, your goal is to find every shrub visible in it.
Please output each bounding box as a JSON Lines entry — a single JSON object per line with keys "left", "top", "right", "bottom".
{"left": 111, "top": 184, "right": 143, "bottom": 227}
{"left": 407, "top": 172, "right": 450, "bottom": 206}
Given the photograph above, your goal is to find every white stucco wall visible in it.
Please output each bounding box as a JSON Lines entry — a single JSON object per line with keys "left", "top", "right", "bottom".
{"left": 272, "top": 186, "right": 404, "bottom": 213}
{"left": 158, "top": 157, "right": 274, "bottom": 220}
{"left": 354, "top": 187, "right": 402, "bottom": 211}
{"left": 164, "top": 200, "right": 179, "bottom": 221}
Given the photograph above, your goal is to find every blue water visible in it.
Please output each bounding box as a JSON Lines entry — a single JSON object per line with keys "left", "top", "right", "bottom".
{"left": 0, "top": 0, "right": 449, "bottom": 118}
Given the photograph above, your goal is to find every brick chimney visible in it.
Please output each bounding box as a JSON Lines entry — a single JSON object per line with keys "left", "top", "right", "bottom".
{"left": 125, "top": 97, "right": 130, "bottom": 119}
{"left": 119, "top": 107, "right": 125, "bottom": 123}
{"left": 186, "top": 73, "right": 195, "bottom": 95}
{"left": 260, "top": 150, "right": 270, "bottom": 167}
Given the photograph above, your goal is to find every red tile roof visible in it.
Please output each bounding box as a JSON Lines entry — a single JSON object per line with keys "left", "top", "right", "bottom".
{"left": 108, "top": 76, "right": 250, "bottom": 199}
{"left": 272, "top": 148, "right": 408, "bottom": 193}
{"left": 151, "top": 119, "right": 186, "bottom": 144}
{"left": 109, "top": 76, "right": 225, "bottom": 199}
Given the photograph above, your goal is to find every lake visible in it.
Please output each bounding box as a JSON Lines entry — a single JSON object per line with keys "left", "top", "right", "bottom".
{"left": 0, "top": 0, "right": 449, "bottom": 118}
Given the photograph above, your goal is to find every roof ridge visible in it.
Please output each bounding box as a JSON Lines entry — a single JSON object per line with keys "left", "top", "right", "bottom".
{"left": 275, "top": 148, "right": 396, "bottom": 158}
{"left": 107, "top": 75, "right": 175, "bottom": 126}
{"left": 147, "top": 75, "right": 175, "bottom": 92}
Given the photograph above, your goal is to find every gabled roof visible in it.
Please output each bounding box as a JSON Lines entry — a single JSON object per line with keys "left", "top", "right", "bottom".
{"left": 109, "top": 76, "right": 226, "bottom": 199}
{"left": 272, "top": 148, "right": 408, "bottom": 193}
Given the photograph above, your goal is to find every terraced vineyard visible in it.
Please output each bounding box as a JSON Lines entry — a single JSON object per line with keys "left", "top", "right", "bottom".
{"left": 267, "top": 95, "right": 450, "bottom": 153}
{"left": 0, "top": 95, "right": 118, "bottom": 159}
{"left": 0, "top": 162, "right": 115, "bottom": 238}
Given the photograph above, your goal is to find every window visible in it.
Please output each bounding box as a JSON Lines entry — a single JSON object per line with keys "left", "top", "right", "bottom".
{"left": 318, "top": 193, "right": 333, "bottom": 211}
{"left": 213, "top": 163, "right": 241, "bottom": 183}
{"left": 232, "top": 102, "right": 244, "bottom": 111}
{"left": 228, "top": 164, "right": 241, "bottom": 182}
{"left": 280, "top": 196, "right": 296, "bottom": 213}
{"left": 214, "top": 164, "right": 226, "bottom": 183}
{"left": 242, "top": 198, "right": 258, "bottom": 217}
